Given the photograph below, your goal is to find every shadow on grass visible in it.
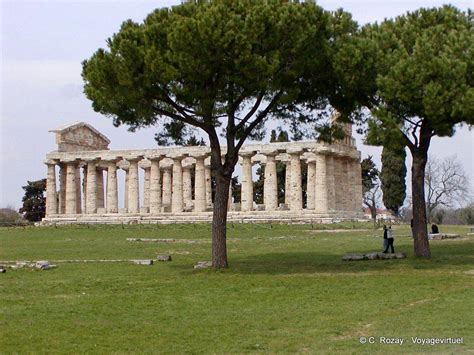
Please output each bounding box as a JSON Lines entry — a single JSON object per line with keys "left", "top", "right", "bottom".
{"left": 171, "top": 240, "right": 474, "bottom": 275}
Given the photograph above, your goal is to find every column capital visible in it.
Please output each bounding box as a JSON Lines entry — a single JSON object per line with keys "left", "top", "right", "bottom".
{"left": 147, "top": 154, "right": 166, "bottom": 162}
{"left": 102, "top": 156, "right": 123, "bottom": 164}
{"left": 125, "top": 155, "right": 144, "bottom": 163}
{"left": 61, "top": 158, "right": 81, "bottom": 164}
{"left": 44, "top": 159, "right": 59, "bottom": 166}
{"left": 287, "top": 149, "right": 304, "bottom": 156}
{"left": 83, "top": 157, "right": 101, "bottom": 164}
{"left": 239, "top": 150, "right": 257, "bottom": 158}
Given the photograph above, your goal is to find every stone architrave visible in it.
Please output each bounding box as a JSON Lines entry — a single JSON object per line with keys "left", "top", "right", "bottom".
{"left": 127, "top": 157, "right": 141, "bottom": 213}
{"left": 194, "top": 156, "right": 207, "bottom": 212}
{"left": 171, "top": 156, "right": 184, "bottom": 213}
{"left": 306, "top": 158, "right": 316, "bottom": 210}
{"left": 45, "top": 161, "right": 58, "bottom": 216}
{"left": 240, "top": 153, "right": 254, "bottom": 212}
{"left": 65, "top": 161, "right": 78, "bottom": 214}
{"left": 205, "top": 162, "right": 212, "bottom": 206}
{"left": 263, "top": 153, "right": 278, "bottom": 211}
{"left": 96, "top": 168, "right": 105, "bottom": 209}
{"left": 289, "top": 151, "right": 303, "bottom": 211}
{"left": 105, "top": 159, "right": 119, "bottom": 213}
{"left": 315, "top": 150, "right": 329, "bottom": 213}
{"left": 75, "top": 166, "right": 82, "bottom": 214}
{"left": 86, "top": 160, "right": 98, "bottom": 214}
{"left": 149, "top": 157, "right": 162, "bottom": 214}
{"left": 162, "top": 166, "right": 172, "bottom": 206}
{"left": 326, "top": 154, "right": 336, "bottom": 211}
{"left": 284, "top": 159, "right": 291, "bottom": 206}
{"left": 143, "top": 167, "right": 151, "bottom": 210}
{"left": 59, "top": 164, "right": 67, "bottom": 214}
{"left": 182, "top": 165, "right": 193, "bottom": 207}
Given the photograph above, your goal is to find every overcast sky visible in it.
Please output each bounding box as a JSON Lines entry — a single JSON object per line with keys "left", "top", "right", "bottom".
{"left": 1, "top": 0, "right": 473, "bottom": 209}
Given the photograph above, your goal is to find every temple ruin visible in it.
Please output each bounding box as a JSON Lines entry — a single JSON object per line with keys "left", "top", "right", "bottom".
{"left": 42, "top": 121, "right": 364, "bottom": 224}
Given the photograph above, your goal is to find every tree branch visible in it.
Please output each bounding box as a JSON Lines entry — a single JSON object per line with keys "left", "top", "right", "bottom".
{"left": 235, "top": 92, "right": 283, "bottom": 152}
{"left": 235, "top": 92, "right": 265, "bottom": 131}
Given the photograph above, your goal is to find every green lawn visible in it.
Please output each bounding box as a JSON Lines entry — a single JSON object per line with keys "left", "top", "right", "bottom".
{"left": 1, "top": 223, "right": 473, "bottom": 353}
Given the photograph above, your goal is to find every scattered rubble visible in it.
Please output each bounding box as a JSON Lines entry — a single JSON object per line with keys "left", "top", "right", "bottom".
{"left": 194, "top": 261, "right": 212, "bottom": 269}
{"left": 343, "top": 252, "right": 406, "bottom": 261}
{"left": 131, "top": 259, "right": 154, "bottom": 265}
{"left": 156, "top": 255, "right": 172, "bottom": 262}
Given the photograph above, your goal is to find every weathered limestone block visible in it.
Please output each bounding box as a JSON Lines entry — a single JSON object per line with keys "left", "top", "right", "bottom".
{"left": 194, "top": 261, "right": 212, "bottom": 269}
{"left": 132, "top": 259, "right": 154, "bottom": 265}
{"left": 157, "top": 255, "right": 172, "bottom": 262}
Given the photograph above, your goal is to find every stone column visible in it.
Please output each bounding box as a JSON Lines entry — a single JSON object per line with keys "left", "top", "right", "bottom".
{"left": 341, "top": 158, "right": 350, "bottom": 211}
{"left": 326, "top": 154, "right": 336, "bottom": 211}
{"left": 143, "top": 166, "right": 151, "bottom": 210}
{"left": 205, "top": 162, "right": 212, "bottom": 206}
{"left": 240, "top": 153, "right": 253, "bottom": 212}
{"left": 263, "top": 153, "right": 278, "bottom": 211}
{"left": 123, "top": 167, "right": 129, "bottom": 210}
{"left": 149, "top": 158, "right": 162, "bottom": 214}
{"left": 194, "top": 156, "right": 207, "bottom": 212}
{"left": 96, "top": 168, "right": 105, "bottom": 209}
{"left": 59, "top": 164, "right": 66, "bottom": 214}
{"left": 86, "top": 160, "right": 98, "bottom": 214}
{"left": 315, "top": 152, "right": 328, "bottom": 213}
{"left": 228, "top": 183, "right": 233, "bottom": 210}
{"left": 333, "top": 156, "right": 343, "bottom": 210}
{"left": 182, "top": 165, "right": 193, "bottom": 208}
{"left": 75, "top": 166, "right": 82, "bottom": 214}
{"left": 162, "top": 166, "right": 172, "bottom": 207}
{"left": 354, "top": 157, "right": 363, "bottom": 213}
{"left": 306, "top": 158, "right": 316, "bottom": 210}
{"left": 345, "top": 158, "right": 355, "bottom": 212}
{"left": 127, "top": 158, "right": 140, "bottom": 213}
{"left": 45, "top": 161, "right": 58, "bottom": 216}
{"left": 65, "top": 161, "right": 78, "bottom": 214}
{"left": 106, "top": 160, "right": 119, "bottom": 213}
{"left": 171, "top": 156, "right": 184, "bottom": 213}
{"left": 289, "top": 151, "right": 303, "bottom": 211}
{"left": 284, "top": 160, "right": 291, "bottom": 206}
{"left": 83, "top": 169, "right": 87, "bottom": 212}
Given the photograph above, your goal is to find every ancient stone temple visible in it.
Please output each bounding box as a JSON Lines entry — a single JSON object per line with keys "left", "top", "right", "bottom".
{"left": 42, "top": 121, "right": 364, "bottom": 224}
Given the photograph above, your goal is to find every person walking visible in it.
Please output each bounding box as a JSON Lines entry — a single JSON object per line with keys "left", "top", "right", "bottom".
{"left": 382, "top": 225, "right": 389, "bottom": 252}
{"left": 384, "top": 226, "right": 395, "bottom": 253}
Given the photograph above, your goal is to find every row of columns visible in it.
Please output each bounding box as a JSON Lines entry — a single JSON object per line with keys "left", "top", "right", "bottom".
{"left": 45, "top": 151, "right": 362, "bottom": 216}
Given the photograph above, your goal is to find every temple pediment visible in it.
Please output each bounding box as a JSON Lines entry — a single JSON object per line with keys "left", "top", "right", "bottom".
{"left": 50, "top": 122, "right": 110, "bottom": 152}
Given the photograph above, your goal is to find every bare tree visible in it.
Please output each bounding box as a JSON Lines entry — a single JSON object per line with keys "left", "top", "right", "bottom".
{"left": 364, "top": 183, "right": 383, "bottom": 229}
{"left": 425, "top": 156, "right": 469, "bottom": 222}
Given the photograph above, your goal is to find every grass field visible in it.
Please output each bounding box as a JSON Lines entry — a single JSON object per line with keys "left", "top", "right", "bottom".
{"left": 1, "top": 222, "right": 473, "bottom": 353}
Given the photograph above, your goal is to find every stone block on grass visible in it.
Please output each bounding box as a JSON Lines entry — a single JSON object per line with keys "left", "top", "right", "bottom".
{"left": 132, "top": 259, "right": 154, "bottom": 265}
{"left": 157, "top": 255, "right": 172, "bottom": 262}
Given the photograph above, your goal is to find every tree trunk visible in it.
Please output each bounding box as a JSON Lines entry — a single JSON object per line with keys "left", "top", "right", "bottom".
{"left": 370, "top": 206, "right": 377, "bottom": 229}
{"left": 411, "top": 152, "right": 431, "bottom": 257}
{"left": 211, "top": 171, "right": 231, "bottom": 268}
